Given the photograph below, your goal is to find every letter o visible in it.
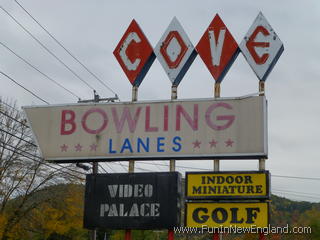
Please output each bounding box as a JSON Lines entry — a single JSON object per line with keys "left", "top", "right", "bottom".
{"left": 144, "top": 184, "right": 153, "bottom": 197}
{"left": 235, "top": 176, "right": 243, "bottom": 184}
{"left": 212, "top": 208, "right": 228, "bottom": 224}
{"left": 226, "top": 176, "right": 234, "bottom": 184}
{"left": 81, "top": 108, "right": 108, "bottom": 134}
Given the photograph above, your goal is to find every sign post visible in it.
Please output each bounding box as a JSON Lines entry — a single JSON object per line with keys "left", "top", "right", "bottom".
{"left": 239, "top": 12, "right": 283, "bottom": 240}
{"left": 113, "top": 19, "right": 156, "bottom": 240}
{"left": 154, "top": 16, "right": 197, "bottom": 240}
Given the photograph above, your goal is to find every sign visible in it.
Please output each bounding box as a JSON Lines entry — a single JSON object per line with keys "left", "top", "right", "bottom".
{"left": 154, "top": 17, "right": 197, "bottom": 86}
{"left": 23, "top": 96, "right": 267, "bottom": 162}
{"left": 239, "top": 12, "right": 284, "bottom": 81}
{"left": 185, "top": 202, "right": 269, "bottom": 228}
{"left": 196, "top": 14, "right": 239, "bottom": 82}
{"left": 113, "top": 19, "right": 155, "bottom": 86}
{"left": 114, "top": 14, "right": 283, "bottom": 84}
{"left": 83, "top": 172, "right": 182, "bottom": 230}
{"left": 186, "top": 171, "right": 270, "bottom": 200}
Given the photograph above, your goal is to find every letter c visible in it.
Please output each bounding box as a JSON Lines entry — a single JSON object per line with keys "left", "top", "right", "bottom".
{"left": 119, "top": 32, "right": 141, "bottom": 71}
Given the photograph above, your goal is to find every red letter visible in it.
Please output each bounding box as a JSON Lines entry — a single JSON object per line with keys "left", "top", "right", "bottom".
{"left": 163, "top": 105, "right": 169, "bottom": 131}
{"left": 81, "top": 108, "right": 108, "bottom": 134}
{"left": 145, "top": 106, "right": 158, "bottom": 132}
{"left": 246, "top": 26, "right": 270, "bottom": 65}
{"left": 60, "top": 110, "right": 76, "bottom": 135}
{"left": 176, "top": 104, "right": 198, "bottom": 131}
{"left": 205, "top": 103, "right": 235, "bottom": 130}
{"left": 112, "top": 107, "right": 142, "bottom": 133}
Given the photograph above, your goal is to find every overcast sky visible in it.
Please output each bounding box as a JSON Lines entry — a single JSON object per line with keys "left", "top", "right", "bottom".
{"left": 0, "top": 0, "right": 319, "bottom": 202}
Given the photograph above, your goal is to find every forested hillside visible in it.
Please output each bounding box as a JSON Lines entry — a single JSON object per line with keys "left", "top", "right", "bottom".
{"left": 1, "top": 184, "right": 319, "bottom": 240}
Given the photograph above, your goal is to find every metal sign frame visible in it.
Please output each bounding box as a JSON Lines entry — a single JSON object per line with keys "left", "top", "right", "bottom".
{"left": 23, "top": 95, "right": 268, "bottom": 163}
{"left": 185, "top": 170, "right": 270, "bottom": 200}
{"left": 185, "top": 201, "right": 270, "bottom": 229}
{"left": 84, "top": 172, "right": 182, "bottom": 230}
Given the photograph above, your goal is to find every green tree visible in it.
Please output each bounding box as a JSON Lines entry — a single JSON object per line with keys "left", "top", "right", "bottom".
{"left": 0, "top": 99, "right": 84, "bottom": 240}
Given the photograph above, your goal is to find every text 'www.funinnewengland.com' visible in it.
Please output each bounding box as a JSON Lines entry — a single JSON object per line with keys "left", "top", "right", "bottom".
{"left": 174, "top": 225, "right": 312, "bottom": 235}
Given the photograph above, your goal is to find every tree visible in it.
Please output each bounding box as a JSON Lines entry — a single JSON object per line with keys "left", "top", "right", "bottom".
{"left": 0, "top": 99, "right": 84, "bottom": 240}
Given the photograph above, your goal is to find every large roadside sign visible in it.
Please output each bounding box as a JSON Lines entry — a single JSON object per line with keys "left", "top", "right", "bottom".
{"left": 185, "top": 202, "right": 269, "bottom": 228}
{"left": 83, "top": 172, "right": 182, "bottom": 230}
{"left": 186, "top": 171, "right": 270, "bottom": 200}
{"left": 23, "top": 96, "right": 267, "bottom": 163}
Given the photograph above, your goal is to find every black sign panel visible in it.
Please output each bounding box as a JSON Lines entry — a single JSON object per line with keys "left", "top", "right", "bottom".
{"left": 84, "top": 172, "right": 182, "bottom": 230}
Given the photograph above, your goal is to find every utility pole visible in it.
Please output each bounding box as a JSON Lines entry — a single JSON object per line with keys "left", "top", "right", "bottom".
{"left": 78, "top": 90, "right": 119, "bottom": 240}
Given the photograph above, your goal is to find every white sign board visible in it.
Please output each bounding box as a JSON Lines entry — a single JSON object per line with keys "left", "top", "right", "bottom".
{"left": 154, "top": 17, "right": 197, "bottom": 86}
{"left": 23, "top": 96, "right": 267, "bottom": 163}
{"left": 239, "top": 12, "right": 284, "bottom": 81}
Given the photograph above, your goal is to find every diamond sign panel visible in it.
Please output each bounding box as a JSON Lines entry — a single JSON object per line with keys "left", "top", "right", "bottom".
{"left": 154, "top": 17, "right": 197, "bottom": 86}
{"left": 114, "top": 19, "right": 155, "bottom": 87}
{"left": 240, "top": 12, "right": 284, "bottom": 81}
{"left": 196, "top": 14, "right": 239, "bottom": 83}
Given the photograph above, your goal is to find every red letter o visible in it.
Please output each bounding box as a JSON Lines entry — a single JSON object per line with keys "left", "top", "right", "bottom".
{"left": 81, "top": 108, "right": 108, "bottom": 134}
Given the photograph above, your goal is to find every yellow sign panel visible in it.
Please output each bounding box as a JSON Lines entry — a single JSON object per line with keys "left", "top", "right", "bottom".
{"left": 186, "top": 171, "right": 269, "bottom": 199}
{"left": 186, "top": 202, "right": 269, "bottom": 228}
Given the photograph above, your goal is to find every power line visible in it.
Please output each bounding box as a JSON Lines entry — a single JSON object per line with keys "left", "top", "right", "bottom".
{"left": 0, "top": 100, "right": 22, "bottom": 113}
{"left": 272, "top": 174, "right": 320, "bottom": 181}
{"left": 14, "top": 0, "right": 119, "bottom": 97}
{"left": 0, "top": 122, "right": 33, "bottom": 140}
{"left": 0, "top": 128, "right": 37, "bottom": 147}
{"left": 0, "top": 71, "right": 49, "bottom": 104}
{"left": 0, "top": 6, "right": 95, "bottom": 92}
{"left": 0, "top": 41, "right": 81, "bottom": 100}
{"left": 272, "top": 190, "right": 320, "bottom": 201}
{"left": 0, "top": 109, "right": 30, "bottom": 128}
{"left": 99, "top": 164, "right": 108, "bottom": 174}
{"left": 118, "top": 162, "right": 128, "bottom": 172}
{"left": 0, "top": 141, "right": 85, "bottom": 180}
{"left": 273, "top": 188, "right": 320, "bottom": 198}
{"left": 138, "top": 162, "right": 320, "bottom": 181}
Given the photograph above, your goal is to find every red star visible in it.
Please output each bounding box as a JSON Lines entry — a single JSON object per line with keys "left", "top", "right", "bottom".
{"left": 225, "top": 139, "right": 234, "bottom": 147}
{"left": 60, "top": 144, "right": 68, "bottom": 152}
{"left": 75, "top": 143, "right": 83, "bottom": 152}
{"left": 90, "top": 144, "right": 98, "bottom": 151}
{"left": 192, "top": 140, "right": 201, "bottom": 148}
{"left": 209, "top": 139, "right": 218, "bottom": 148}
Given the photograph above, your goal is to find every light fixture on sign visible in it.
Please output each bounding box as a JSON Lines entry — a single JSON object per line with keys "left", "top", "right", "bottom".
{"left": 154, "top": 17, "right": 197, "bottom": 86}
{"left": 113, "top": 19, "right": 155, "bottom": 87}
{"left": 239, "top": 12, "right": 284, "bottom": 81}
{"left": 196, "top": 14, "right": 240, "bottom": 83}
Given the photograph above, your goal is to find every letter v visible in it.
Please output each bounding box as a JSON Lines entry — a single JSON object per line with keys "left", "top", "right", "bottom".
{"left": 209, "top": 28, "right": 226, "bottom": 66}
{"left": 108, "top": 185, "right": 118, "bottom": 198}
